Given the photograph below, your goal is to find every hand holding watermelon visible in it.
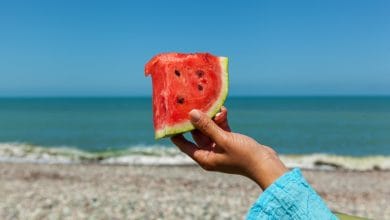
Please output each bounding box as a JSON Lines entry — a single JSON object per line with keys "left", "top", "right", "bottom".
{"left": 171, "top": 107, "right": 288, "bottom": 190}
{"left": 146, "top": 52, "right": 287, "bottom": 189}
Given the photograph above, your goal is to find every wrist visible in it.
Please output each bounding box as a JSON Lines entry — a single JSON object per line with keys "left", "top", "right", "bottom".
{"left": 247, "top": 145, "right": 288, "bottom": 190}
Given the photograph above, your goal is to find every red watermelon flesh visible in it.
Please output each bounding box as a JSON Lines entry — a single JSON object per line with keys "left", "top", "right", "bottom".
{"left": 145, "top": 53, "right": 229, "bottom": 139}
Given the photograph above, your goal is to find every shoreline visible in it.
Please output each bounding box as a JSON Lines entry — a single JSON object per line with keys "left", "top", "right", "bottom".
{"left": 1, "top": 162, "right": 389, "bottom": 219}
{"left": 1, "top": 143, "right": 390, "bottom": 171}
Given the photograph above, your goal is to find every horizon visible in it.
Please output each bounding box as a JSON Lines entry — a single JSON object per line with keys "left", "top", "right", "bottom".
{"left": 0, "top": 94, "right": 390, "bottom": 99}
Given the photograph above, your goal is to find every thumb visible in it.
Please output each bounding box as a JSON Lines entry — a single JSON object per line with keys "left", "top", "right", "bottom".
{"left": 189, "top": 109, "right": 227, "bottom": 145}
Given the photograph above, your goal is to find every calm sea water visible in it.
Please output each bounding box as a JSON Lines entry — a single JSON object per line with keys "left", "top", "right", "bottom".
{"left": 0, "top": 97, "right": 389, "bottom": 156}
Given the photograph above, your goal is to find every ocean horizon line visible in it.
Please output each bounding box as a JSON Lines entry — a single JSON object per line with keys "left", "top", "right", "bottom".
{"left": 0, "top": 95, "right": 390, "bottom": 99}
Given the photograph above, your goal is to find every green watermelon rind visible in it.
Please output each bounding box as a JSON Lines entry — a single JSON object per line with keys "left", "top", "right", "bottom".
{"left": 155, "top": 56, "right": 229, "bottom": 139}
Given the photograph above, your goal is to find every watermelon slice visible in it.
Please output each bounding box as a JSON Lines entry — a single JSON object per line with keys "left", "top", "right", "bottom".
{"left": 145, "top": 53, "right": 229, "bottom": 139}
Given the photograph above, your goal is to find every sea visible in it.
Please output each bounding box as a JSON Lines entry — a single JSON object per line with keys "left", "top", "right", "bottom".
{"left": 1, "top": 96, "right": 389, "bottom": 170}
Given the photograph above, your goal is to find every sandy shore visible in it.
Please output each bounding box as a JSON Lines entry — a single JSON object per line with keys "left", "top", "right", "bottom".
{"left": 1, "top": 163, "right": 389, "bottom": 219}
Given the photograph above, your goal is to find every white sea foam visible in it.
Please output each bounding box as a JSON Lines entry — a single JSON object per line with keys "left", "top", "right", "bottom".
{"left": 0, "top": 142, "right": 92, "bottom": 164}
{"left": 101, "top": 155, "right": 194, "bottom": 165}
{"left": 280, "top": 154, "right": 390, "bottom": 171}
{"left": 1, "top": 142, "right": 389, "bottom": 170}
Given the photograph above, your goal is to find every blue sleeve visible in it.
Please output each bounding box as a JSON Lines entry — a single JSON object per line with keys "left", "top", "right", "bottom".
{"left": 246, "top": 168, "right": 337, "bottom": 220}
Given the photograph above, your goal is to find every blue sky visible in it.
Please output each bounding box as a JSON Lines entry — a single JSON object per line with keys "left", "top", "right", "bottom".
{"left": 0, "top": 0, "right": 389, "bottom": 96}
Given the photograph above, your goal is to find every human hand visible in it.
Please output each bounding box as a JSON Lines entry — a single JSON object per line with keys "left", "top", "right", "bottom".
{"left": 171, "top": 107, "right": 288, "bottom": 190}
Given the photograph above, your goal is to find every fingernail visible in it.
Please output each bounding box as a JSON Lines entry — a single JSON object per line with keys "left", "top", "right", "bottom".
{"left": 189, "top": 109, "right": 201, "bottom": 122}
{"left": 215, "top": 112, "right": 221, "bottom": 117}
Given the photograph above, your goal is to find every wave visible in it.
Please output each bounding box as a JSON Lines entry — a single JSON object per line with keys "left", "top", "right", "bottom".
{"left": 1, "top": 142, "right": 389, "bottom": 171}
{"left": 0, "top": 142, "right": 192, "bottom": 165}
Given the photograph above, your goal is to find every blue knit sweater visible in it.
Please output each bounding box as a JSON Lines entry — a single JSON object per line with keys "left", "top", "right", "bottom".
{"left": 246, "top": 168, "right": 337, "bottom": 220}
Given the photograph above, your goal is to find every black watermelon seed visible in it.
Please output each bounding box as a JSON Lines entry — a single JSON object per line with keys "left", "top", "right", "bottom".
{"left": 196, "top": 70, "right": 204, "bottom": 78}
{"left": 177, "top": 96, "right": 185, "bottom": 104}
{"left": 175, "top": 70, "right": 181, "bottom": 77}
{"left": 197, "top": 84, "right": 203, "bottom": 91}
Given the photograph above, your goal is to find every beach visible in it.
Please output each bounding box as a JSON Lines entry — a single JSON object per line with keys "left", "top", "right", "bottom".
{"left": 1, "top": 162, "right": 389, "bottom": 219}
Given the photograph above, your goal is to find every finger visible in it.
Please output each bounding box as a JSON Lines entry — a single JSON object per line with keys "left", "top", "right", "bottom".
{"left": 191, "top": 129, "right": 212, "bottom": 148}
{"left": 171, "top": 134, "right": 209, "bottom": 163}
{"left": 189, "top": 109, "right": 228, "bottom": 146}
{"left": 171, "top": 134, "right": 197, "bottom": 155}
{"left": 213, "top": 106, "right": 231, "bottom": 132}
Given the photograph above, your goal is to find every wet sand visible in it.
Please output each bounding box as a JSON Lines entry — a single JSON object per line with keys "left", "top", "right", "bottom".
{"left": 1, "top": 163, "right": 389, "bottom": 219}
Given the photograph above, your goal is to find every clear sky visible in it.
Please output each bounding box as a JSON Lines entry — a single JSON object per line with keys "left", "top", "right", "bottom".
{"left": 0, "top": 0, "right": 389, "bottom": 97}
